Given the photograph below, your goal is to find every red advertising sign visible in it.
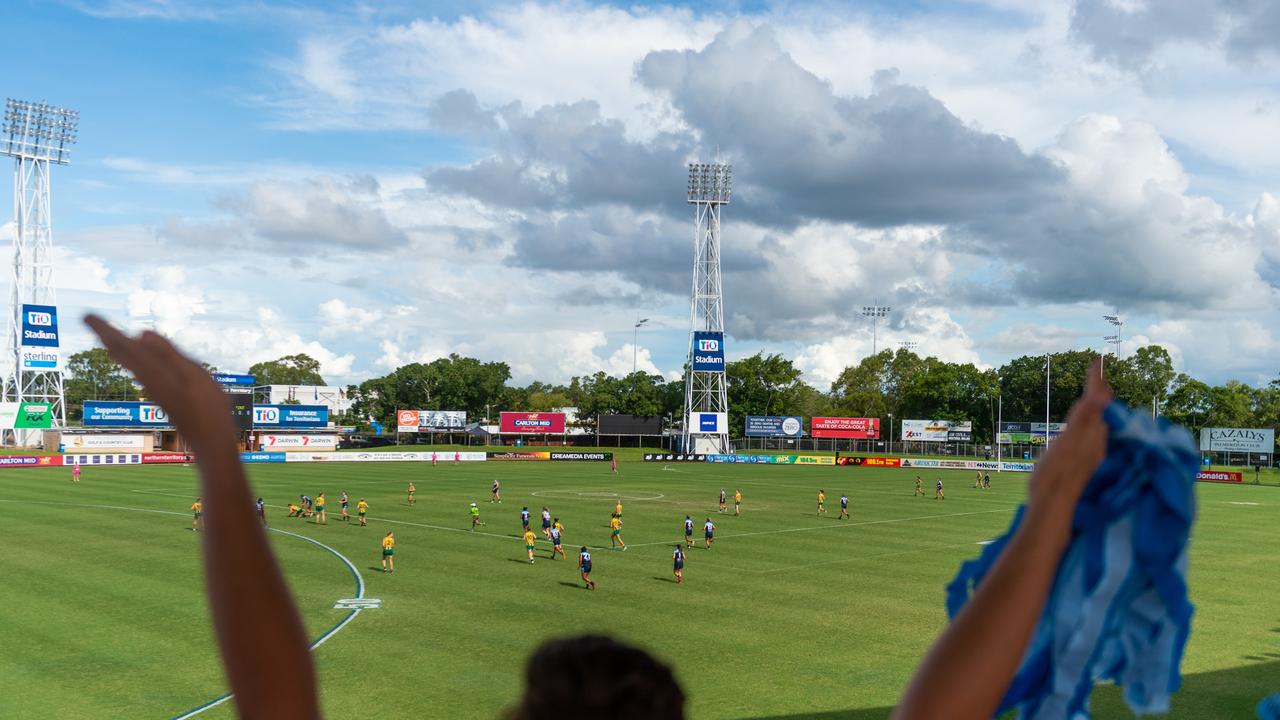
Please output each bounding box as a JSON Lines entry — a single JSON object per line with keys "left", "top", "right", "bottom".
{"left": 1195, "top": 470, "right": 1243, "bottom": 483}
{"left": 812, "top": 417, "right": 880, "bottom": 439}
{"left": 499, "top": 412, "right": 566, "bottom": 434}
{"left": 142, "top": 452, "right": 191, "bottom": 464}
{"left": 836, "top": 456, "right": 900, "bottom": 467}
{"left": 0, "top": 455, "right": 62, "bottom": 468}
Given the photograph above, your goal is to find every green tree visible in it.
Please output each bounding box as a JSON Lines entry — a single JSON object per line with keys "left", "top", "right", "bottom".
{"left": 64, "top": 348, "right": 140, "bottom": 421}
{"left": 726, "top": 353, "right": 806, "bottom": 437}
{"left": 248, "top": 354, "right": 326, "bottom": 386}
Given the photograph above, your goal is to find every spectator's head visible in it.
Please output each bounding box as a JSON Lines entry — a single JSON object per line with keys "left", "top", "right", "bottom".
{"left": 508, "top": 635, "right": 684, "bottom": 720}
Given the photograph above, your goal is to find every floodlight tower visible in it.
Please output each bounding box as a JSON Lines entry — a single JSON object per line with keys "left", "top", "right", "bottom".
{"left": 862, "top": 303, "right": 891, "bottom": 355}
{"left": 1104, "top": 313, "right": 1123, "bottom": 358}
{"left": 2, "top": 99, "right": 77, "bottom": 444}
{"left": 682, "top": 161, "right": 731, "bottom": 455}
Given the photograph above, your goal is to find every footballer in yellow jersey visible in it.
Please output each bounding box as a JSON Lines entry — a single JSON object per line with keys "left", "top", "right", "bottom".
{"left": 523, "top": 529, "right": 538, "bottom": 563}
{"left": 406, "top": 482, "right": 416, "bottom": 506}
{"left": 817, "top": 489, "right": 826, "bottom": 515}
{"left": 734, "top": 489, "right": 742, "bottom": 516}
{"left": 609, "top": 515, "right": 626, "bottom": 551}
{"left": 356, "top": 499, "right": 368, "bottom": 526}
{"left": 315, "top": 493, "right": 326, "bottom": 525}
{"left": 381, "top": 532, "right": 396, "bottom": 573}
{"left": 191, "top": 498, "right": 203, "bottom": 531}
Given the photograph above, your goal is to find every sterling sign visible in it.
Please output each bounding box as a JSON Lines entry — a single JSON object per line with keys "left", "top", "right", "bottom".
{"left": 1199, "top": 427, "right": 1275, "bottom": 454}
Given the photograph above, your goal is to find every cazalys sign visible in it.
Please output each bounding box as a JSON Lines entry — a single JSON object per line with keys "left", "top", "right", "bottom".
{"left": 1199, "top": 427, "right": 1275, "bottom": 453}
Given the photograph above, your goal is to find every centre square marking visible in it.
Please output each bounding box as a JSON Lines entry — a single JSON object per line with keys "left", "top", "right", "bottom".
{"left": 334, "top": 598, "right": 382, "bottom": 610}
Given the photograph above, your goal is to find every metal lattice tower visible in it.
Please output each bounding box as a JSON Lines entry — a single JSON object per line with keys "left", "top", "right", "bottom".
{"left": 2, "top": 99, "right": 77, "bottom": 444}
{"left": 682, "top": 161, "right": 731, "bottom": 454}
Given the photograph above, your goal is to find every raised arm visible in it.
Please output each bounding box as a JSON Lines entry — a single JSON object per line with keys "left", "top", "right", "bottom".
{"left": 86, "top": 315, "right": 318, "bottom": 720}
{"left": 893, "top": 359, "right": 1111, "bottom": 720}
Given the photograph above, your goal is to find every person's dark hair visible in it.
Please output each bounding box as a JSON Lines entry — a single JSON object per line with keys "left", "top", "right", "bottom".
{"left": 508, "top": 635, "right": 684, "bottom": 720}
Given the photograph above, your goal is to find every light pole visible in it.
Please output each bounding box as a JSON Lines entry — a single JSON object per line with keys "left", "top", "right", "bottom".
{"left": 1044, "top": 353, "right": 1051, "bottom": 451}
{"left": 633, "top": 317, "right": 649, "bottom": 375}
{"left": 1104, "top": 314, "right": 1123, "bottom": 360}
{"left": 862, "top": 303, "right": 891, "bottom": 355}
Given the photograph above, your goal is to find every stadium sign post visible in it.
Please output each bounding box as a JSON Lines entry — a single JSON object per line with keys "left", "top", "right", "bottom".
{"left": 682, "top": 161, "right": 732, "bottom": 455}
{"left": 2, "top": 99, "right": 77, "bottom": 446}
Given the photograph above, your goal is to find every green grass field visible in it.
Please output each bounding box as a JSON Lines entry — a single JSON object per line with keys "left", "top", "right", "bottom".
{"left": 1, "top": 459, "right": 1277, "bottom": 719}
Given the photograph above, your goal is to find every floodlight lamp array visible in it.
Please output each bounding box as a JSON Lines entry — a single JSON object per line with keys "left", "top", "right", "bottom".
{"left": 687, "top": 162, "right": 732, "bottom": 204}
{"left": 861, "top": 305, "right": 891, "bottom": 317}
{"left": 2, "top": 98, "right": 79, "bottom": 164}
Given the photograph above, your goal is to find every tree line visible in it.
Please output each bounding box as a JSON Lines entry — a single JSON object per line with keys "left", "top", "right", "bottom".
{"left": 62, "top": 345, "right": 1279, "bottom": 448}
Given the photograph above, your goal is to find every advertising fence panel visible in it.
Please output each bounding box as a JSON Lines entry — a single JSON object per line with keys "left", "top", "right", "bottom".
{"left": 549, "top": 451, "right": 612, "bottom": 461}
{"left": 811, "top": 417, "right": 879, "bottom": 439}
{"left": 0, "top": 455, "right": 62, "bottom": 468}
{"left": 259, "top": 434, "right": 338, "bottom": 449}
{"left": 903, "top": 420, "right": 973, "bottom": 442}
{"left": 1196, "top": 470, "right": 1243, "bottom": 483}
{"left": 499, "top": 412, "right": 566, "bottom": 434}
{"left": 598, "top": 415, "right": 664, "bottom": 435}
{"left": 836, "top": 456, "right": 901, "bottom": 467}
{"left": 142, "top": 453, "right": 190, "bottom": 464}
{"left": 1199, "top": 428, "right": 1274, "bottom": 453}
{"left": 253, "top": 405, "right": 329, "bottom": 428}
{"left": 745, "top": 416, "right": 804, "bottom": 437}
{"left": 285, "top": 451, "right": 486, "bottom": 463}
{"left": 64, "top": 454, "right": 139, "bottom": 466}
{"left": 642, "top": 453, "right": 707, "bottom": 462}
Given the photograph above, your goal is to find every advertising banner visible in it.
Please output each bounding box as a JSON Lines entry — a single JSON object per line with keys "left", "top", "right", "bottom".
{"left": 253, "top": 405, "right": 329, "bottom": 428}
{"left": 396, "top": 410, "right": 420, "bottom": 433}
{"left": 707, "top": 454, "right": 776, "bottom": 464}
{"left": 259, "top": 434, "right": 338, "bottom": 449}
{"left": 0, "top": 401, "right": 54, "bottom": 429}
{"left": 549, "top": 451, "right": 613, "bottom": 461}
{"left": 420, "top": 410, "right": 466, "bottom": 430}
{"left": 241, "top": 452, "right": 287, "bottom": 463}
{"left": 1196, "top": 470, "right": 1243, "bottom": 483}
{"left": 642, "top": 453, "right": 707, "bottom": 462}
{"left": 0, "top": 455, "right": 62, "bottom": 468}
{"left": 599, "top": 415, "right": 664, "bottom": 435}
{"left": 487, "top": 451, "right": 551, "bottom": 461}
{"left": 20, "top": 303, "right": 60, "bottom": 371}
{"left": 63, "top": 454, "right": 139, "bottom": 466}
{"left": 284, "top": 451, "right": 487, "bottom": 463}
{"left": 811, "top": 417, "right": 880, "bottom": 440}
{"left": 902, "top": 420, "right": 973, "bottom": 442}
{"left": 836, "top": 456, "right": 902, "bottom": 467}
{"left": 213, "top": 373, "right": 255, "bottom": 386}
{"left": 142, "top": 453, "right": 191, "bottom": 464}
{"left": 772, "top": 455, "right": 836, "bottom": 465}
{"left": 83, "top": 401, "right": 170, "bottom": 427}
{"left": 64, "top": 435, "right": 147, "bottom": 451}
{"left": 1199, "top": 428, "right": 1275, "bottom": 453}
{"left": 998, "top": 422, "right": 1066, "bottom": 444}
{"left": 691, "top": 331, "right": 725, "bottom": 372}
{"left": 744, "top": 416, "right": 804, "bottom": 437}
{"left": 499, "top": 412, "right": 566, "bottom": 434}
{"left": 687, "top": 412, "right": 728, "bottom": 435}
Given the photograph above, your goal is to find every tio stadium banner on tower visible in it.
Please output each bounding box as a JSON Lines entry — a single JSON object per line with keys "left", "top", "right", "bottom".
{"left": 83, "top": 401, "right": 170, "bottom": 427}
{"left": 19, "top": 303, "right": 60, "bottom": 371}
{"left": 1199, "top": 427, "right": 1274, "bottom": 453}
{"left": 744, "top": 415, "right": 804, "bottom": 437}
{"left": 811, "top": 417, "right": 879, "bottom": 439}
{"left": 691, "top": 331, "right": 725, "bottom": 371}
{"left": 499, "top": 412, "right": 566, "bottom": 434}
{"left": 252, "top": 405, "right": 329, "bottom": 428}
{"left": 903, "top": 419, "right": 973, "bottom": 442}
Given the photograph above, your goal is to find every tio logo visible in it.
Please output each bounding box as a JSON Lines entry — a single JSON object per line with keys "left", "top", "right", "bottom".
{"left": 696, "top": 338, "right": 720, "bottom": 352}
{"left": 254, "top": 407, "right": 280, "bottom": 424}
{"left": 140, "top": 405, "right": 168, "bottom": 423}
{"left": 26, "top": 311, "right": 52, "bottom": 326}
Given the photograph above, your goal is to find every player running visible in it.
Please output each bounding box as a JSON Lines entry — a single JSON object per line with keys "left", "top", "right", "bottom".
{"left": 521, "top": 506, "right": 531, "bottom": 532}
{"left": 610, "top": 515, "right": 627, "bottom": 551}
{"left": 578, "top": 547, "right": 596, "bottom": 590}
{"left": 256, "top": 497, "right": 268, "bottom": 527}
{"left": 540, "top": 507, "right": 552, "bottom": 539}
{"left": 491, "top": 479, "right": 502, "bottom": 503}
{"left": 300, "top": 495, "right": 312, "bottom": 517}
{"left": 340, "top": 491, "right": 349, "bottom": 522}
{"left": 191, "top": 497, "right": 203, "bottom": 531}
{"left": 914, "top": 476, "right": 924, "bottom": 497}
{"left": 703, "top": 518, "right": 716, "bottom": 548}
{"left": 672, "top": 545, "right": 685, "bottom": 584}
{"left": 550, "top": 519, "right": 566, "bottom": 560}
{"left": 719, "top": 488, "right": 727, "bottom": 513}
{"left": 406, "top": 482, "right": 416, "bottom": 506}
{"left": 684, "top": 515, "right": 694, "bottom": 548}
{"left": 734, "top": 489, "right": 742, "bottom": 516}
{"left": 935, "top": 478, "right": 945, "bottom": 500}
{"left": 381, "top": 532, "right": 395, "bottom": 573}
{"left": 315, "top": 492, "right": 326, "bottom": 525}
{"left": 614, "top": 499, "right": 623, "bottom": 519}
{"left": 817, "top": 489, "right": 826, "bottom": 515}
{"left": 357, "top": 498, "right": 368, "bottom": 526}
{"left": 839, "top": 493, "right": 850, "bottom": 520}
{"left": 523, "top": 527, "right": 538, "bottom": 563}
{"left": 470, "top": 502, "right": 481, "bottom": 530}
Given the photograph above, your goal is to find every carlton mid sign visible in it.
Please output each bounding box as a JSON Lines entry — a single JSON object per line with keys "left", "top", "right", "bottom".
{"left": 1200, "top": 428, "right": 1274, "bottom": 453}
{"left": 811, "top": 417, "right": 879, "bottom": 439}
{"left": 499, "top": 412, "right": 566, "bottom": 434}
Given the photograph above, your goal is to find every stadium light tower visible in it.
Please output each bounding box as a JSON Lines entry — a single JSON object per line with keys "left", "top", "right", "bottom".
{"left": 682, "top": 161, "right": 731, "bottom": 455}
{"left": 632, "top": 317, "right": 649, "bottom": 375}
{"left": 1104, "top": 313, "right": 1123, "bottom": 358}
{"left": 897, "top": 340, "right": 918, "bottom": 352}
{"left": 862, "top": 303, "right": 891, "bottom": 355}
{"left": 2, "top": 99, "right": 77, "bottom": 444}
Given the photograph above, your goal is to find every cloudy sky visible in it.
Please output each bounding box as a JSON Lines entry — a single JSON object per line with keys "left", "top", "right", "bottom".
{"left": 4, "top": 0, "right": 1279, "bottom": 389}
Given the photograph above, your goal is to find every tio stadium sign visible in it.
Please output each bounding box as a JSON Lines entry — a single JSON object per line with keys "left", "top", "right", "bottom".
{"left": 499, "top": 412, "right": 566, "bottom": 434}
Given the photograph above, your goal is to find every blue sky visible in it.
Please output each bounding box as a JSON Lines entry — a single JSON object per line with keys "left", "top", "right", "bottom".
{"left": 3, "top": 0, "right": 1278, "bottom": 388}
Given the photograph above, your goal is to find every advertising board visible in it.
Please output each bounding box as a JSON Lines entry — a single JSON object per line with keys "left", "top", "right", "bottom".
{"left": 20, "top": 303, "right": 60, "bottom": 371}
{"left": 284, "top": 451, "right": 486, "bottom": 463}
{"left": 687, "top": 412, "right": 728, "bottom": 435}
{"left": 396, "top": 410, "right": 419, "bottom": 433}
{"left": 1196, "top": 470, "right": 1243, "bottom": 483}
{"left": 253, "top": 405, "right": 329, "bottom": 428}
{"left": 0, "top": 455, "right": 62, "bottom": 468}
{"left": 836, "top": 456, "right": 901, "bottom": 467}
{"left": 599, "top": 415, "right": 664, "bottom": 435}
{"left": 63, "top": 454, "right": 139, "bottom": 466}
{"left": 397, "top": 410, "right": 468, "bottom": 432}
{"left": 83, "top": 401, "right": 170, "bottom": 427}
{"left": 642, "top": 453, "right": 707, "bottom": 462}
{"left": 213, "top": 373, "right": 255, "bottom": 386}
{"left": 549, "top": 451, "right": 613, "bottom": 461}
{"left": 691, "top": 331, "right": 725, "bottom": 372}
{"left": 64, "top": 435, "right": 148, "bottom": 451}
{"left": 488, "top": 451, "right": 550, "bottom": 461}
{"left": 744, "top": 416, "right": 804, "bottom": 437}
{"left": 142, "top": 453, "right": 191, "bottom": 464}
{"left": 902, "top": 420, "right": 973, "bottom": 442}
{"left": 259, "top": 434, "right": 338, "bottom": 449}
{"left": 1199, "top": 428, "right": 1275, "bottom": 453}
{"left": 0, "top": 401, "right": 54, "bottom": 429}
{"left": 998, "top": 422, "right": 1066, "bottom": 444}
{"left": 811, "top": 417, "right": 879, "bottom": 439}
{"left": 499, "top": 412, "right": 566, "bottom": 434}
